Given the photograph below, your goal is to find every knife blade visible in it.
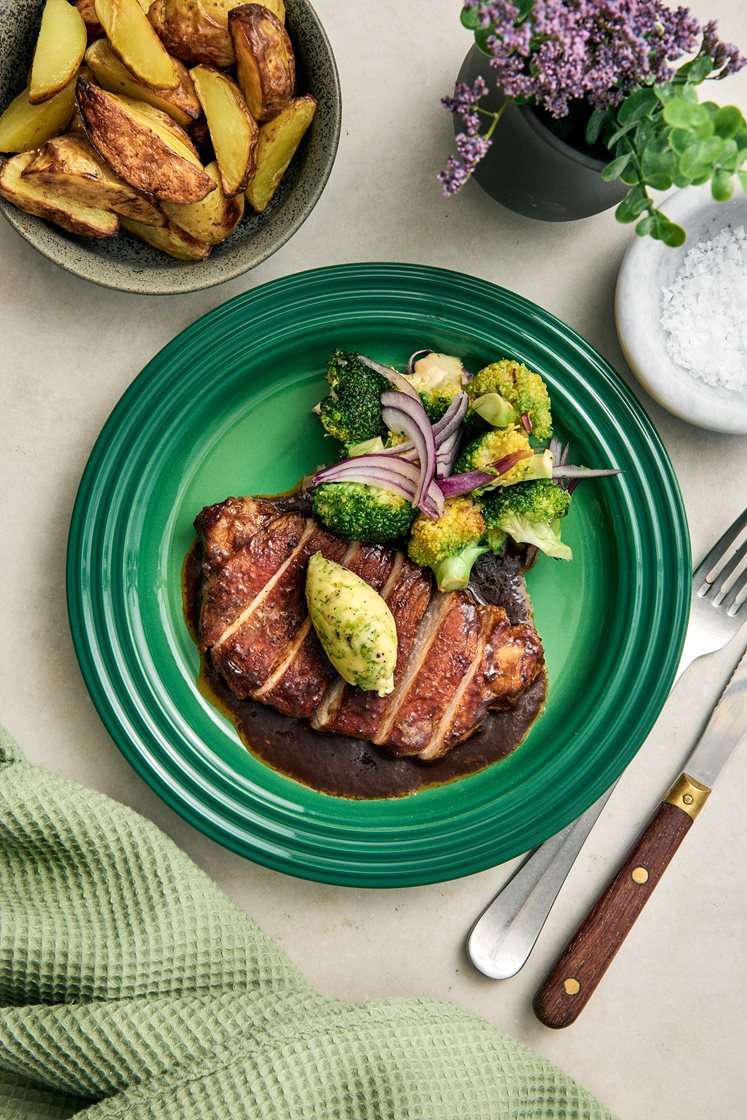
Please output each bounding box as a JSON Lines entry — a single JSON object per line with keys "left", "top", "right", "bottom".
{"left": 533, "top": 643, "right": 747, "bottom": 1029}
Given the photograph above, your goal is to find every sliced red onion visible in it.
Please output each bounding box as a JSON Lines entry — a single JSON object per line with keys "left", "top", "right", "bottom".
{"left": 521, "top": 412, "right": 533, "bottom": 434}
{"left": 356, "top": 353, "right": 421, "bottom": 399}
{"left": 548, "top": 435, "right": 563, "bottom": 463}
{"left": 406, "top": 349, "right": 432, "bottom": 375}
{"left": 314, "top": 453, "right": 444, "bottom": 518}
{"left": 381, "top": 390, "right": 436, "bottom": 511}
{"left": 437, "top": 450, "right": 533, "bottom": 498}
{"left": 435, "top": 430, "right": 462, "bottom": 479}
{"left": 552, "top": 465, "right": 622, "bottom": 480}
{"left": 433, "top": 392, "right": 468, "bottom": 439}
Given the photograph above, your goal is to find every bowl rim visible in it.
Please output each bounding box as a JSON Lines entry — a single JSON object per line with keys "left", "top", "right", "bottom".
{"left": 0, "top": 0, "right": 342, "bottom": 295}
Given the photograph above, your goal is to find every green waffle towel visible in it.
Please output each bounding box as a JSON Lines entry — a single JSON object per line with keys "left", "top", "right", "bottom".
{"left": 0, "top": 727, "right": 615, "bottom": 1120}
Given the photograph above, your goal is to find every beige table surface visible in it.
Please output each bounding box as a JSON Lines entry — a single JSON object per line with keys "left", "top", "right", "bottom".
{"left": 2, "top": 2, "right": 746, "bottom": 1117}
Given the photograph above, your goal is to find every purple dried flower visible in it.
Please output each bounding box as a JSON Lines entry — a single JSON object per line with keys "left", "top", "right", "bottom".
{"left": 700, "top": 19, "right": 747, "bottom": 77}
{"left": 438, "top": 155, "right": 471, "bottom": 197}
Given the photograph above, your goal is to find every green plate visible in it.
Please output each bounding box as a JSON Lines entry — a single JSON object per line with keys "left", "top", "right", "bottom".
{"left": 66, "top": 263, "right": 690, "bottom": 887}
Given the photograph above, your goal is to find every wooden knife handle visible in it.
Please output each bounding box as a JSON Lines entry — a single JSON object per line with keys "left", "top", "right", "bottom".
{"left": 533, "top": 773, "right": 710, "bottom": 1029}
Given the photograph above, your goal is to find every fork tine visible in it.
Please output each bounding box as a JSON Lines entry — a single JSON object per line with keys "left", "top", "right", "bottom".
{"left": 724, "top": 568, "right": 747, "bottom": 618}
{"left": 708, "top": 534, "right": 747, "bottom": 605}
{"left": 694, "top": 506, "right": 747, "bottom": 591}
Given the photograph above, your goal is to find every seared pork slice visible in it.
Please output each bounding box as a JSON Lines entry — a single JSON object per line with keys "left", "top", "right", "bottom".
{"left": 195, "top": 496, "right": 545, "bottom": 760}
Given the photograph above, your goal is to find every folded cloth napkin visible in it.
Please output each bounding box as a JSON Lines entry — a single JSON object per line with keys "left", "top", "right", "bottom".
{"left": 0, "top": 727, "right": 615, "bottom": 1120}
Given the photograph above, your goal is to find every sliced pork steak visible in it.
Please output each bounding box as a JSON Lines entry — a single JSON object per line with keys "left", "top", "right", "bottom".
{"left": 194, "top": 496, "right": 545, "bottom": 761}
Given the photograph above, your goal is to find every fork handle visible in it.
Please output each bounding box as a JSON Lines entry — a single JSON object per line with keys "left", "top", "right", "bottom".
{"left": 533, "top": 773, "right": 711, "bottom": 1029}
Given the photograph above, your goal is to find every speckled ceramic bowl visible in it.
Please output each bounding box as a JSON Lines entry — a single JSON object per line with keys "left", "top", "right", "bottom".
{"left": 0, "top": 0, "right": 341, "bottom": 294}
{"left": 616, "top": 185, "right": 747, "bottom": 435}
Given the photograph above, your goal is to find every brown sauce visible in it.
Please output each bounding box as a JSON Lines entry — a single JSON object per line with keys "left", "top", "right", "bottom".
{"left": 183, "top": 533, "right": 547, "bottom": 801}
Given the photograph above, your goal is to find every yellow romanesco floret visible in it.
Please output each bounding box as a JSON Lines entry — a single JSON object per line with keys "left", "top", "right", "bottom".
{"left": 407, "top": 497, "right": 486, "bottom": 568}
{"left": 455, "top": 425, "right": 535, "bottom": 485}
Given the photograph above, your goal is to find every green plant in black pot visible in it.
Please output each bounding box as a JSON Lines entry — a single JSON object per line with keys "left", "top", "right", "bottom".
{"left": 442, "top": 0, "right": 746, "bottom": 242}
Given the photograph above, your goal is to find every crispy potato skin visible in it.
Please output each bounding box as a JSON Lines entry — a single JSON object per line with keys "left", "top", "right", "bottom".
{"left": 121, "top": 214, "right": 212, "bottom": 258}
{"left": 246, "top": 93, "right": 315, "bottom": 212}
{"left": 189, "top": 114, "right": 215, "bottom": 164}
{"left": 23, "top": 133, "right": 166, "bottom": 225}
{"left": 76, "top": 78, "right": 215, "bottom": 202}
{"left": 161, "top": 159, "right": 243, "bottom": 241}
{"left": 229, "top": 4, "right": 295, "bottom": 123}
{"left": 76, "top": 0, "right": 105, "bottom": 41}
{"left": 191, "top": 65, "right": 257, "bottom": 196}
{"left": 149, "top": 0, "right": 235, "bottom": 68}
{"left": 0, "top": 150, "right": 119, "bottom": 236}
{"left": 85, "top": 39, "right": 200, "bottom": 128}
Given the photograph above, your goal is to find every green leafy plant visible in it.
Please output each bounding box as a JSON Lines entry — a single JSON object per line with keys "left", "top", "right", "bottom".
{"left": 441, "top": 1, "right": 746, "bottom": 243}
{"left": 590, "top": 57, "right": 747, "bottom": 246}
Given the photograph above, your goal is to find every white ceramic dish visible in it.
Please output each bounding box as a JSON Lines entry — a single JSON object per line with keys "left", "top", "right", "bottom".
{"left": 615, "top": 185, "right": 747, "bottom": 435}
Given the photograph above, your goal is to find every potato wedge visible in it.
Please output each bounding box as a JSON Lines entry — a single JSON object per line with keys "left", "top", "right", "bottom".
{"left": 85, "top": 39, "right": 199, "bottom": 128}
{"left": 23, "top": 133, "right": 166, "bottom": 226}
{"left": 121, "top": 215, "right": 212, "bottom": 258}
{"left": 0, "top": 79, "right": 76, "bottom": 153}
{"left": 76, "top": 79, "right": 215, "bottom": 202}
{"left": 229, "top": 4, "right": 294, "bottom": 124}
{"left": 0, "top": 150, "right": 119, "bottom": 237}
{"left": 29, "top": 0, "right": 88, "bottom": 105}
{"left": 245, "top": 93, "right": 315, "bottom": 212}
{"left": 161, "top": 159, "right": 243, "bottom": 242}
{"left": 77, "top": 0, "right": 105, "bottom": 40}
{"left": 94, "top": 0, "right": 179, "bottom": 89}
{"left": 191, "top": 66, "right": 257, "bottom": 196}
{"left": 148, "top": 0, "right": 233, "bottom": 67}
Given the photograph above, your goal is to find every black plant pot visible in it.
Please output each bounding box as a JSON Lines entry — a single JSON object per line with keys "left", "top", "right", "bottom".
{"left": 456, "top": 46, "right": 627, "bottom": 222}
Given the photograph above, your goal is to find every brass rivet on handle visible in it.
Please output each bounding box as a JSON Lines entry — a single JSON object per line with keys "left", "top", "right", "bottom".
{"left": 563, "top": 978, "right": 580, "bottom": 995}
{"left": 631, "top": 866, "right": 649, "bottom": 884}
{"left": 683, "top": 793, "right": 694, "bottom": 805}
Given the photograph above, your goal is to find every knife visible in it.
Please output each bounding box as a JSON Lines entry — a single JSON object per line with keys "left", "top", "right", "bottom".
{"left": 533, "top": 643, "right": 747, "bottom": 1029}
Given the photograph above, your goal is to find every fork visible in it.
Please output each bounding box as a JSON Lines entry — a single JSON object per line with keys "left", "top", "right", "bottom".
{"left": 467, "top": 505, "right": 747, "bottom": 981}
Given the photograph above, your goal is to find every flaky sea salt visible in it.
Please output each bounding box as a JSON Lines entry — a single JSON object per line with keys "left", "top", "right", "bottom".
{"left": 660, "top": 224, "right": 747, "bottom": 393}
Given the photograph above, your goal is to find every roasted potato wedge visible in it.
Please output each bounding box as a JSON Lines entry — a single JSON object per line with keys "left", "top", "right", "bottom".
{"left": 121, "top": 214, "right": 212, "bottom": 258}
{"left": 0, "top": 79, "right": 77, "bottom": 153}
{"left": 245, "top": 93, "right": 315, "bottom": 212}
{"left": 76, "top": 0, "right": 105, "bottom": 41}
{"left": 76, "top": 79, "right": 215, "bottom": 202}
{"left": 23, "top": 133, "right": 166, "bottom": 226}
{"left": 0, "top": 150, "right": 119, "bottom": 237}
{"left": 94, "top": 0, "right": 180, "bottom": 89}
{"left": 161, "top": 159, "right": 243, "bottom": 242}
{"left": 148, "top": 0, "right": 235, "bottom": 68}
{"left": 229, "top": 4, "right": 294, "bottom": 124}
{"left": 29, "top": 0, "right": 88, "bottom": 105}
{"left": 85, "top": 39, "right": 200, "bottom": 128}
{"left": 191, "top": 65, "right": 257, "bottom": 196}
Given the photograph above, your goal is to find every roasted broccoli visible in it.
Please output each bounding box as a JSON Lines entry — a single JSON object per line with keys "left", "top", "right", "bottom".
{"left": 313, "top": 481, "right": 416, "bottom": 543}
{"left": 407, "top": 496, "right": 488, "bottom": 591}
{"left": 317, "top": 350, "right": 389, "bottom": 449}
{"left": 454, "top": 425, "right": 553, "bottom": 487}
{"left": 467, "top": 360, "right": 553, "bottom": 441}
{"left": 407, "top": 352, "right": 466, "bottom": 423}
{"left": 481, "top": 480, "right": 573, "bottom": 560}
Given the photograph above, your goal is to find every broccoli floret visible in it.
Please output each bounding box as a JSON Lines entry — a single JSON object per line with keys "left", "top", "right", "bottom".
{"left": 407, "top": 352, "right": 466, "bottom": 423}
{"left": 481, "top": 480, "right": 572, "bottom": 560}
{"left": 313, "top": 482, "right": 416, "bottom": 543}
{"left": 317, "top": 350, "right": 389, "bottom": 448}
{"left": 454, "top": 425, "right": 553, "bottom": 487}
{"left": 467, "top": 360, "right": 553, "bottom": 441}
{"left": 407, "top": 497, "right": 488, "bottom": 591}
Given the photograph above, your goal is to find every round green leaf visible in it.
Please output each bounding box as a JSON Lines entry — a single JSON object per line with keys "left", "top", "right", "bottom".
{"left": 601, "top": 153, "right": 632, "bottom": 181}
{"left": 461, "top": 6, "right": 480, "bottom": 29}
{"left": 615, "top": 186, "right": 649, "bottom": 224}
{"left": 714, "top": 106, "right": 744, "bottom": 139}
{"left": 660, "top": 221, "right": 686, "bottom": 248}
{"left": 711, "top": 170, "right": 734, "bottom": 200}
{"left": 663, "top": 99, "right": 708, "bottom": 130}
